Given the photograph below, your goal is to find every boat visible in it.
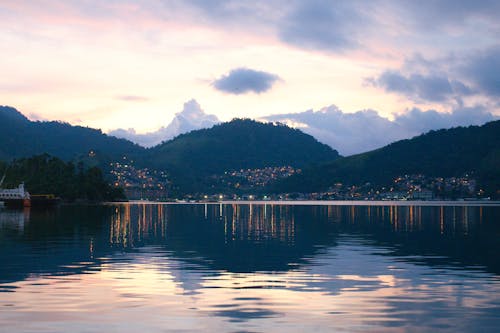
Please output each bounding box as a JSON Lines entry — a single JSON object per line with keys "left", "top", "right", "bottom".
{"left": 30, "top": 194, "right": 60, "bottom": 207}
{"left": 0, "top": 183, "right": 31, "bottom": 208}
{"left": 0, "top": 185, "right": 60, "bottom": 208}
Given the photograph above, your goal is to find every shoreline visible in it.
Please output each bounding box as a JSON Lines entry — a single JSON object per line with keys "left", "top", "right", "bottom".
{"left": 106, "top": 199, "right": 500, "bottom": 207}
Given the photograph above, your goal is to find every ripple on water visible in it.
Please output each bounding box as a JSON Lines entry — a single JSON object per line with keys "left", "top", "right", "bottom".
{"left": 0, "top": 204, "right": 499, "bottom": 332}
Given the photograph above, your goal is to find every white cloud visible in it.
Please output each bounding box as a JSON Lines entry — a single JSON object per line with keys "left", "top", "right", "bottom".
{"left": 108, "top": 99, "right": 220, "bottom": 147}
{"left": 264, "top": 105, "right": 497, "bottom": 156}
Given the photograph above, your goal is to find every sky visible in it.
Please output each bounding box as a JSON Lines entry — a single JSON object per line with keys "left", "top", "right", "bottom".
{"left": 1, "top": 1, "right": 499, "bottom": 144}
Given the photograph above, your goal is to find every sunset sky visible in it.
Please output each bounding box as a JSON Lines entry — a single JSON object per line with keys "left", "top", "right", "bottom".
{"left": 1, "top": 1, "right": 499, "bottom": 136}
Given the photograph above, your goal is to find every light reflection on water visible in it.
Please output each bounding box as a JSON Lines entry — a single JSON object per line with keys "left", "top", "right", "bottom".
{"left": 0, "top": 203, "right": 499, "bottom": 332}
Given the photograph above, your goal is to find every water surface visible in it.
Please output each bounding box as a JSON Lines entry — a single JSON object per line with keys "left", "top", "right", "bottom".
{"left": 0, "top": 203, "right": 499, "bottom": 332}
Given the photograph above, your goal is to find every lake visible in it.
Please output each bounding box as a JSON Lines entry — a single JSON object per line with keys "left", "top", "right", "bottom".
{"left": 0, "top": 202, "right": 499, "bottom": 332}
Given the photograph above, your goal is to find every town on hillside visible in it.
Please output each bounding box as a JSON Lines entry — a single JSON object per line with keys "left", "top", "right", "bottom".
{"left": 107, "top": 158, "right": 487, "bottom": 201}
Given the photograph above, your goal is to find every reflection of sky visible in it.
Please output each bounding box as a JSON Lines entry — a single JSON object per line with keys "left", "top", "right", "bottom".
{"left": 2, "top": 239, "right": 499, "bottom": 332}
{"left": 0, "top": 204, "right": 499, "bottom": 332}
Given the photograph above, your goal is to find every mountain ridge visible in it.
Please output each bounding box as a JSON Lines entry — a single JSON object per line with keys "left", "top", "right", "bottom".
{"left": 273, "top": 120, "right": 500, "bottom": 197}
{"left": 0, "top": 106, "right": 145, "bottom": 162}
{"left": 2, "top": 105, "right": 498, "bottom": 198}
{"left": 0, "top": 106, "right": 341, "bottom": 195}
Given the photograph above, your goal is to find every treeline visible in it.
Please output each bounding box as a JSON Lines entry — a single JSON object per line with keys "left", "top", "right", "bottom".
{"left": 0, "top": 154, "right": 125, "bottom": 201}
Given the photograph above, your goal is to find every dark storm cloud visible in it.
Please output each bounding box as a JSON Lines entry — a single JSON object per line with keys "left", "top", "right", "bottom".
{"left": 212, "top": 68, "right": 281, "bottom": 94}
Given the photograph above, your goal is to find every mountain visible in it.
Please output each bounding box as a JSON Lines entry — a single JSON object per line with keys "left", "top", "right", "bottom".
{"left": 0, "top": 105, "right": 144, "bottom": 162}
{"left": 146, "top": 118, "right": 340, "bottom": 193}
{"left": 1, "top": 106, "right": 341, "bottom": 195}
{"left": 274, "top": 120, "right": 500, "bottom": 197}
{"left": 109, "top": 99, "right": 220, "bottom": 147}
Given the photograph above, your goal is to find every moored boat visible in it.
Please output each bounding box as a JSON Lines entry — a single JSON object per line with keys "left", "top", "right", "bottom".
{"left": 30, "top": 194, "right": 60, "bottom": 207}
{"left": 1, "top": 183, "right": 61, "bottom": 208}
{"left": 0, "top": 183, "right": 31, "bottom": 208}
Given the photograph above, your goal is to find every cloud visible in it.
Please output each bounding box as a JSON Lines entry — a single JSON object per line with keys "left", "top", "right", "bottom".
{"left": 184, "top": 1, "right": 499, "bottom": 54}
{"left": 278, "top": 0, "right": 369, "bottom": 52}
{"left": 109, "top": 99, "right": 219, "bottom": 147}
{"left": 212, "top": 68, "right": 281, "bottom": 94}
{"left": 265, "top": 106, "right": 402, "bottom": 155}
{"left": 28, "top": 112, "right": 46, "bottom": 121}
{"left": 391, "top": 0, "right": 500, "bottom": 31}
{"left": 115, "top": 95, "right": 150, "bottom": 102}
{"left": 371, "top": 45, "right": 500, "bottom": 103}
{"left": 369, "top": 71, "right": 472, "bottom": 102}
{"left": 461, "top": 46, "right": 500, "bottom": 97}
{"left": 264, "top": 105, "right": 497, "bottom": 155}
{"left": 393, "top": 105, "right": 495, "bottom": 134}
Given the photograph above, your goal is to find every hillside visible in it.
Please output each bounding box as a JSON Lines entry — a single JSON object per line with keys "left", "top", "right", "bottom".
{"left": 0, "top": 106, "right": 144, "bottom": 162}
{"left": 0, "top": 107, "right": 341, "bottom": 195}
{"left": 147, "top": 119, "right": 340, "bottom": 193}
{"left": 274, "top": 120, "right": 500, "bottom": 197}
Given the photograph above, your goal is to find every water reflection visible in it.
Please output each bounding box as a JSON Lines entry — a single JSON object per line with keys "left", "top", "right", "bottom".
{"left": 0, "top": 203, "right": 499, "bottom": 332}
{"left": 0, "top": 208, "right": 29, "bottom": 232}
{"left": 106, "top": 203, "right": 336, "bottom": 272}
{"left": 103, "top": 203, "right": 499, "bottom": 274}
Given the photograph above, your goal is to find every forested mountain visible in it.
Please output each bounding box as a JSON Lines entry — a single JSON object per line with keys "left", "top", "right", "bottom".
{"left": 3, "top": 105, "right": 498, "bottom": 198}
{"left": 0, "top": 106, "right": 144, "bottom": 161}
{"left": 1, "top": 107, "right": 341, "bottom": 195}
{"left": 146, "top": 119, "right": 340, "bottom": 193}
{"left": 274, "top": 120, "right": 500, "bottom": 197}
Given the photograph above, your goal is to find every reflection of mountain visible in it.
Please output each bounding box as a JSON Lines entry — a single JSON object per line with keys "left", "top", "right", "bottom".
{"left": 0, "top": 204, "right": 499, "bottom": 286}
